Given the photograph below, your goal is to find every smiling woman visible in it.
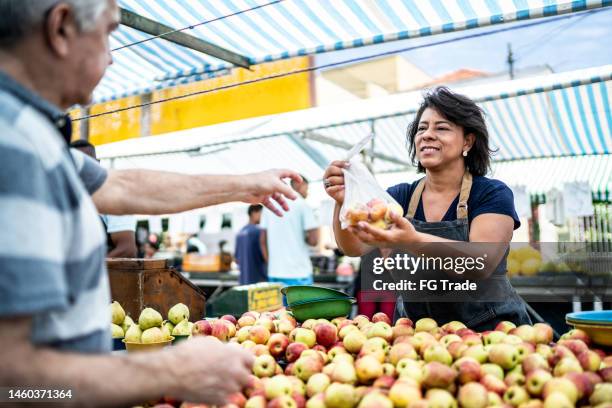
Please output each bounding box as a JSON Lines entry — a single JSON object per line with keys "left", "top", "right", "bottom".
{"left": 407, "top": 87, "right": 494, "bottom": 178}
{"left": 323, "top": 86, "right": 531, "bottom": 330}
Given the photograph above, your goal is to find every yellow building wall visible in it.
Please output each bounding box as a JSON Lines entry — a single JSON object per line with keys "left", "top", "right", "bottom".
{"left": 79, "top": 57, "right": 312, "bottom": 145}
{"left": 150, "top": 56, "right": 312, "bottom": 135}
{"left": 88, "top": 96, "right": 142, "bottom": 145}
{"left": 68, "top": 109, "right": 82, "bottom": 142}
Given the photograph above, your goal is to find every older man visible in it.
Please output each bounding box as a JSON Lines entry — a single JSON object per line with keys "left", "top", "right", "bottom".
{"left": 0, "top": 0, "right": 300, "bottom": 406}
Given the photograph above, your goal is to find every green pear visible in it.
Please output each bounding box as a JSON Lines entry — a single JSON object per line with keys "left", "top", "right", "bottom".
{"left": 161, "top": 324, "right": 172, "bottom": 340}
{"left": 121, "top": 315, "right": 135, "bottom": 333}
{"left": 172, "top": 319, "right": 192, "bottom": 336}
{"left": 141, "top": 327, "right": 165, "bottom": 344}
{"left": 168, "top": 303, "right": 190, "bottom": 325}
{"left": 138, "top": 307, "right": 163, "bottom": 330}
{"left": 163, "top": 320, "right": 175, "bottom": 335}
{"left": 125, "top": 324, "right": 143, "bottom": 343}
{"left": 110, "top": 301, "right": 126, "bottom": 325}
{"left": 188, "top": 322, "right": 195, "bottom": 334}
{"left": 111, "top": 323, "right": 124, "bottom": 339}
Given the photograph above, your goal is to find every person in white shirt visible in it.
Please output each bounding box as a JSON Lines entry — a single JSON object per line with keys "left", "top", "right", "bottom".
{"left": 260, "top": 176, "right": 319, "bottom": 290}
{"left": 72, "top": 140, "right": 137, "bottom": 257}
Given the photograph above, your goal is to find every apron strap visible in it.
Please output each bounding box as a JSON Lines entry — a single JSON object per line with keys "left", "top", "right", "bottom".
{"left": 406, "top": 178, "right": 426, "bottom": 219}
{"left": 457, "top": 171, "right": 472, "bottom": 220}
{"left": 406, "top": 171, "right": 473, "bottom": 220}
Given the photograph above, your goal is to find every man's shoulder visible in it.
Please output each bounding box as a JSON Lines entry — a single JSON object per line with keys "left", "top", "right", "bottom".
{"left": 0, "top": 92, "right": 66, "bottom": 171}
{"left": 0, "top": 89, "right": 25, "bottom": 125}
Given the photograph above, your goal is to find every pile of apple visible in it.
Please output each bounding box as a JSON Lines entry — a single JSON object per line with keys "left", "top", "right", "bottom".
{"left": 110, "top": 301, "right": 198, "bottom": 344}
{"left": 172, "top": 312, "right": 612, "bottom": 408}
{"left": 345, "top": 199, "right": 404, "bottom": 229}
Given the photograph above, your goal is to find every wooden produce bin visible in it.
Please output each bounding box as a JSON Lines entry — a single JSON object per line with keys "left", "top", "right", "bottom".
{"left": 107, "top": 258, "right": 207, "bottom": 320}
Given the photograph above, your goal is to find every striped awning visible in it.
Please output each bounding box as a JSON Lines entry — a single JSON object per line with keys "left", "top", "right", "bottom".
{"left": 491, "top": 155, "right": 612, "bottom": 201}
{"left": 97, "top": 66, "right": 612, "bottom": 198}
{"left": 94, "top": 0, "right": 611, "bottom": 102}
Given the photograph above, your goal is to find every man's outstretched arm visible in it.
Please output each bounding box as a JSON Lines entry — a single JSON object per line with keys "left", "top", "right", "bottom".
{"left": 93, "top": 169, "right": 301, "bottom": 217}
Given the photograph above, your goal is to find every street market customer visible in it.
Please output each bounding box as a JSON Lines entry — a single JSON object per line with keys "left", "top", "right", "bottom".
{"left": 260, "top": 176, "right": 319, "bottom": 293}
{"left": 235, "top": 204, "right": 267, "bottom": 285}
{"left": 0, "top": 0, "right": 302, "bottom": 406}
{"left": 323, "top": 87, "right": 531, "bottom": 330}
{"left": 71, "top": 139, "right": 137, "bottom": 258}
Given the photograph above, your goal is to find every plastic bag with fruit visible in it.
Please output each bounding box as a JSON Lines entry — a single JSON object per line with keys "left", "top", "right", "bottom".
{"left": 339, "top": 135, "right": 403, "bottom": 229}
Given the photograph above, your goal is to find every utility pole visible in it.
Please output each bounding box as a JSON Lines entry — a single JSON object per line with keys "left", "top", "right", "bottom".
{"left": 507, "top": 43, "right": 515, "bottom": 79}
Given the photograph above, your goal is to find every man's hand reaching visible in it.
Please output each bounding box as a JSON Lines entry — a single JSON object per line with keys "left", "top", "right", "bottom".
{"left": 239, "top": 169, "right": 303, "bottom": 216}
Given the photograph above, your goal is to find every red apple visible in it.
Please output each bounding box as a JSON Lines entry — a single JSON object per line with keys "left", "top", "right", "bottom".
{"left": 194, "top": 320, "right": 213, "bottom": 336}
{"left": 228, "top": 393, "right": 247, "bottom": 408}
{"left": 458, "top": 382, "right": 488, "bottom": 408}
{"left": 563, "top": 372, "right": 594, "bottom": 400}
{"left": 495, "top": 321, "right": 517, "bottom": 333}
{"left": 250, "top": 325, "right": 271, "bottom": 345}
{"left": 480, "top": 374, "right": 508, "bottom": 395}
{"left": 462, "top": 333, "right": 483, "bottom": 347}
{"left": 291, "top": 392, "right": 305, "bottom": 408}
{"left": 253, "top": 344, "right": 271, "bottom": 356}
{"left": 453, "top": 357, "right": 482, "bottom": 384}
{"left": 441, "top": 320, "right": 466, "bottom": 334}
{"left": 221, "top": 315, "right": 237, "bottom": 325}
{"left": 577, "top": 350, "right": 601, "bottom": 372}
{"left": 392, "top": 325, "right": 414, "bottom": 340}
{"left": 598, "top": 366, "right": 612, "bottom": 382}
{"left": 313, "top": 323, "right": 338, "bottom": 348}
{"left": 510, "top": 325, "right": 536, "bottom": 344}
{"left": 421, "top": 362, "right": 457, "bottom": 389}
{"left": 388, "top": 342, "right": 418, "bottom": 365}
{"left": 522, "top": 353, "right": 550, "bottom": 374}
{"left": 372, "top": 312, "right": 391, "bottom": 325}
{"left": 448, "top": 341, "right": 469, "bottom": 360}
{"left": 372, "top": 375, "right": 396, "bottom": 390}
{"left": 269, "top": 333, "right": 290, "bottom": 358}
{"left": 533, "top": 323, "right": 554, "bottom": 344}
{"left": 286, "top": 342, "right": 308, "bottom": 363}
{"left": 212, "top": 319, "right": 231, "bottom": 341}
{"left": 294, "top": 356, "right": 324, "bottom": 382}
{"left": 560, "top": 329, "right": 591, "bottom": 346}
{"left": 395, "top": 317, "right": 414, "bottom": 328}
{"left": 245, "top": 375, "right": 265, "bottom": 398}
{"left": 548, "top": 345, "right": 575, "bottom": 366}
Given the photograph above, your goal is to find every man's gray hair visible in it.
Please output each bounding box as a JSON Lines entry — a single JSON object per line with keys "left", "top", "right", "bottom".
{"left": 0, "top": 0, "right": 108, "bottom": 47}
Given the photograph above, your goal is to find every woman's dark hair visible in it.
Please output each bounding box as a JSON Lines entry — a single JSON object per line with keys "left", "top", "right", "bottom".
{"left": 407, "top": 86, "right": 494, "bottom": 176}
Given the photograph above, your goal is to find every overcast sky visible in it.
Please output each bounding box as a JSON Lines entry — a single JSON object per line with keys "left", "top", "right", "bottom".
{"left": 315, "top": 8, "right": 611, "bottom": 78}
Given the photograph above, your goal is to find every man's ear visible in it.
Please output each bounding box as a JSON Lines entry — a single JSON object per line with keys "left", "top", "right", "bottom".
{"left": 44, "top": 3, "right": 79, "bottom": 58}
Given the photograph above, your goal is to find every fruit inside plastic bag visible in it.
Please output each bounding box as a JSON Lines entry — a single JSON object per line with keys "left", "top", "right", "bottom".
{"left": 339, "top": 157, "right": 404, "bottom": 230}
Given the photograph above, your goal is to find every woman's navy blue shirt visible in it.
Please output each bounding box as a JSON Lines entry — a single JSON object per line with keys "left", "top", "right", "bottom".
{"left": 387, "top": 176, "right": 521, "bottom": 230}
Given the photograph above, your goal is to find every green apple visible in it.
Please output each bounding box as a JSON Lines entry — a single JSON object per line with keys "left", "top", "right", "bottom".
{"left": 324, "top": 383, "right": 356, "bottom": 408}
{"left": 488, "top": 344, "right": 519, "bottom": 370}
{"left": 503, "top": 385, "right": 529, "bottom": 407}
{"left": 266, "top": 375, "right": 293, "bottom": 399}
{"left": 458, "top": 382, "right": 488, "bottom": 408}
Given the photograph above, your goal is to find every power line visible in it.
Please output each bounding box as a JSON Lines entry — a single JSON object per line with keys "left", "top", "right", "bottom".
{"left": 75, "top": 8, "right": 609, "bottom": 122}
{"left": 112, "top": 0, "right": 285, "bottom": 52}
{"left": 513, "top": 10, "right": 595, "bottom": 58}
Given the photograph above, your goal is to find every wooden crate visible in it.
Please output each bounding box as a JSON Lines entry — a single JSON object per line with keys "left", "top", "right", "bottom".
{"left": 107, "top": 258, "right": 207, "bottom": 320}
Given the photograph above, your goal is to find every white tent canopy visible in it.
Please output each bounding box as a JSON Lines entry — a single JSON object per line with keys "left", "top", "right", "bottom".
{"left": 97, "top": 0, "right": 610, "bottom": 102}
{"left": 98, "top": 65, "right": 612, "bottom": 189}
